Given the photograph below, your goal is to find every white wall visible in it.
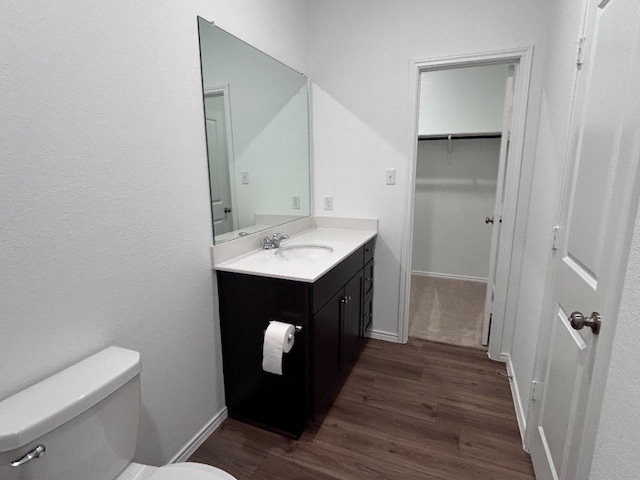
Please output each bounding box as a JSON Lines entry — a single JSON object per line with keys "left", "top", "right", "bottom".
{"left": 590, "top": 207, "right": 640, "bottom": 478}
{"left": 419, "top": 64, "right": 510, "bottom": 135}
{"left": 0, "top": 0, "right": 309, "bottom": 465}
{"left": 307, "top": 0, "right": 549, "bottom": 339}
{"left": 412, "top": 138, "right": 499, "bottom": 279}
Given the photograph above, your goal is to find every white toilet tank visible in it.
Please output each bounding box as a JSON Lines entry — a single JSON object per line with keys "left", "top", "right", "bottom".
{"left": 0, "top": 347, "right": 142, "bottom": 480}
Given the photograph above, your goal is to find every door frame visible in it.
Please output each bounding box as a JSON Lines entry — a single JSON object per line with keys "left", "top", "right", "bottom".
{"left": 399, "top": 47, "right": 534, "bottom": 362}
{"left": 204, "top": 84, "right": 239, "bottom": 232}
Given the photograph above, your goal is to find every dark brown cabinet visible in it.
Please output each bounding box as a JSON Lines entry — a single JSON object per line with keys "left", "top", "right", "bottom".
{"left": 341, "top": 270, "right": 364, "bottom": 370}
{"left": 312, "top": 289, "right": 342, "bottom": 411}
{"left": 216, "top": 236, "right": 375, "bottom": 438}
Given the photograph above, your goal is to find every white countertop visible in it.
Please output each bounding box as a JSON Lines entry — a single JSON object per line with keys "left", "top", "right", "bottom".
{"left": 213, "top": 225, "right": 377, "bottom": 282}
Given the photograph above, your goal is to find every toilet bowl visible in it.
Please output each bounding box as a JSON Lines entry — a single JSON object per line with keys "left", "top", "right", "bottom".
{"left": 0, "top": 347, "right": 236, "bottom": 480}
{"left": 115, "top": 461, "right": 237, "bottom": 480}
{"left": 119, "top": 461, "right": 237, "bottom": 480}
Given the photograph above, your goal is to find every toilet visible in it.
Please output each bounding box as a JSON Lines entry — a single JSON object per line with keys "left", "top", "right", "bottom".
{"left": 0, "top": 347, "right": 236, "bottom": 480}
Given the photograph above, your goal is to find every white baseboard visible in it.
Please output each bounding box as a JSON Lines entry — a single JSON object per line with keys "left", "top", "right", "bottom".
{"left": 502, "top": 353, "right": 527, "bottom": 447}
{"left": 411, "top": 270, "right": 488, "bottom": 283}
{"left": 367, "top": 329, "right": 400, "bottom": 343}
{"left": 169, "top": 407, "right": 228, "bottom": 464}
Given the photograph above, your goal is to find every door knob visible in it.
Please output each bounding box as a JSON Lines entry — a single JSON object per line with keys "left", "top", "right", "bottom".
{"left": 224, "top": 207, "right": 231, "bottom": 213}
{"left": 569, "top": 311, "right": 602, "bottom": 335}
{"left": 485, "top": 216, "right": 494, "bottom": 224}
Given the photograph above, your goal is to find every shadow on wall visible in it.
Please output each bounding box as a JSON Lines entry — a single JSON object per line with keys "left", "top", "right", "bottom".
{"left": 311, "top": 85, "right": 406, "bottom": 339}
{"left": 414, "top": 138, "right": 500, "bottom": 192}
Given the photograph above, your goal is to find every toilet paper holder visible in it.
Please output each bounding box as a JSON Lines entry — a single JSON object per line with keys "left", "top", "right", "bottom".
{"left": 264, "top": 322, "right": 302, "bottom": 341}
{"left": 289, "top": 325, "right": 302, "bottom": 340}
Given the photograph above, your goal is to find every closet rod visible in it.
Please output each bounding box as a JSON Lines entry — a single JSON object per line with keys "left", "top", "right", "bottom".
{"left": 418, "top": 132, "right": 502, "bottom": 141}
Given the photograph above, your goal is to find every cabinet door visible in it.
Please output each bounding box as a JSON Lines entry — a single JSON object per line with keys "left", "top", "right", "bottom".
{"left": 313, "top": 290, "right": 342, "bottom": 412}
{"left": 342, "top": 270, "right": 364, "bottom": 369}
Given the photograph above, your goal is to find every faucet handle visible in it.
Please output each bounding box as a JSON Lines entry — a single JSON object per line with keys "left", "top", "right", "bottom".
{"left": 270, "top": 233, "right": 289, "bottom": 248}
{"left": 263, "top": 233, "right": 289, "bottom": 249}
{"left": 261, "top": 236, "right": 274, "bottom": 249}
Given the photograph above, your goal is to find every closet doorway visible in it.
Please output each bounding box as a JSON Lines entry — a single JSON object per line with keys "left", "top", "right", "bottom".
{"left": 400, "top": 49, "right": 533, "bottom": 360}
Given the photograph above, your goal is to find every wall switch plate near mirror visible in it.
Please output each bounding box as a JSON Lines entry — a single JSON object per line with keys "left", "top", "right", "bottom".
{"left": 197, "top": 17, "right": 311, "bottom": 245}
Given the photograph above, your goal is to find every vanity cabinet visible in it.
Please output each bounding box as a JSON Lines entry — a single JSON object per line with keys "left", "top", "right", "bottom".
{"left": 312, "top": 289, "right": 342, "bottom": 411}
{"left": 312, "top": 266, "right": 364, "bottom": 415}
{"left": 216, "top": 236, "right": 375, "bottom": 438}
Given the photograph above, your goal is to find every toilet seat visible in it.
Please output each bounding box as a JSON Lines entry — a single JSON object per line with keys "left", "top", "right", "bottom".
{"left": 148, "top": 462, "right": 237, "bottom": 480}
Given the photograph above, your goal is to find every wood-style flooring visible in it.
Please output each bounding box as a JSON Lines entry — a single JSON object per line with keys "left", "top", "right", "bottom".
{"left": 188, "top": 338, "right": 535, "bottom": 479}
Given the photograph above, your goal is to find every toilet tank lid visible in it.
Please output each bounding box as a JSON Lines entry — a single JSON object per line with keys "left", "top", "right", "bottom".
{"left": 0, "top": 346, "right": 141, "bottom": 453}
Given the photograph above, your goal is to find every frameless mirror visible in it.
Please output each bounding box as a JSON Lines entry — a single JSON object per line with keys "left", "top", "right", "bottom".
{"left": 197, "top": 17, "right": 311, "bottom": 244}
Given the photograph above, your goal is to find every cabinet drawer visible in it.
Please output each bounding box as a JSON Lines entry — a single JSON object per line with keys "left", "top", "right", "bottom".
{"left": 313, "top": 246, "right": 364, "bottom": 313}
{"left": 364, "top": 292, "right": 373, "bottom": 334}
{"left": 364, "top": 237, "right": 376, "bottom": 264}
{"left": 364, "top": 260, "right": 374, "bottom": 297}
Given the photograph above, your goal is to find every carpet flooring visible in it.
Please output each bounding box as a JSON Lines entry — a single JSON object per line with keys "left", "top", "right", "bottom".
{"left": 409, "top": 274, "right": 487, "bottom": 349}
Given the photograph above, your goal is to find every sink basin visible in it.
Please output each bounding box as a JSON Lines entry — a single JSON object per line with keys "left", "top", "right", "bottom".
{"left": 276, "top": 244, "right": 334, "bottom": 260}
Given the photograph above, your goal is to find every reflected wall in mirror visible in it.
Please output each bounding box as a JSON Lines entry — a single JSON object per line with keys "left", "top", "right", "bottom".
{"left": 197, "top": 17, "right": 311, "bottom": 244}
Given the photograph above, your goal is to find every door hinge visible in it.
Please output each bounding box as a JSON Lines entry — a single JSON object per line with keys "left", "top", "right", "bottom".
{"left": 576, "top": 37, "right": 586, "bottom": 67}
{"left": 552, "top": 225, "right": 561, "bottom": 251}
{"left": 531, "top": 380, "right": 544, "bottom": 402}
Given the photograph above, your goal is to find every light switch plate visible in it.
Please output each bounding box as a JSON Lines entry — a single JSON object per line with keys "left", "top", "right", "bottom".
{"left": 386, "top": 168, "right": 396, "bottom": 185}
{"left": 241, "top": 171, "right": 249, "bottom": 184}
{"left": 292, "top": 195, "right": 300, "bottom": 209}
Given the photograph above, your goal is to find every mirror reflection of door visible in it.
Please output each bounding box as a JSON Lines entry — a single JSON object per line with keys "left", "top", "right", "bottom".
{"left": 204, "top": 91, "right": 234, "bottom": 235}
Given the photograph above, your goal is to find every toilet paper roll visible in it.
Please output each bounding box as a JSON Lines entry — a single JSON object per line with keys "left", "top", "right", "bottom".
{"left": 262, "top": 321, "right": 296, "bottom": 375}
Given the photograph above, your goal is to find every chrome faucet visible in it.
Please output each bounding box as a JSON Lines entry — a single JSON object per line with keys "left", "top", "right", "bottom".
{"left": 262, "top": 233, "right": 289, "bottom": 249}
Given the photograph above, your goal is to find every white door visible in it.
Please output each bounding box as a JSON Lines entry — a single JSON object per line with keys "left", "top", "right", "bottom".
{"left": 528, "top": 0, "right": 640, "bottom": 478}
{"left": 204, "top": 93, "right": 234, "bottom": 236}
{"left": 482, "top": 66, "right": 515, "bottom": 345}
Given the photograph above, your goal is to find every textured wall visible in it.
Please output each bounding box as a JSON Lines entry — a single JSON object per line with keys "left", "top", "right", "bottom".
{"left": 412, "top": 138, "right": 499, "bottom": 279}
{"left": 0, "top": 0, "right": 309, "bottom": 465}
{"left": 306, "top": 0, "right": 549, "bottom": 339}
{"left": 590, "top": 206, "right": 640, "bottom": 478}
